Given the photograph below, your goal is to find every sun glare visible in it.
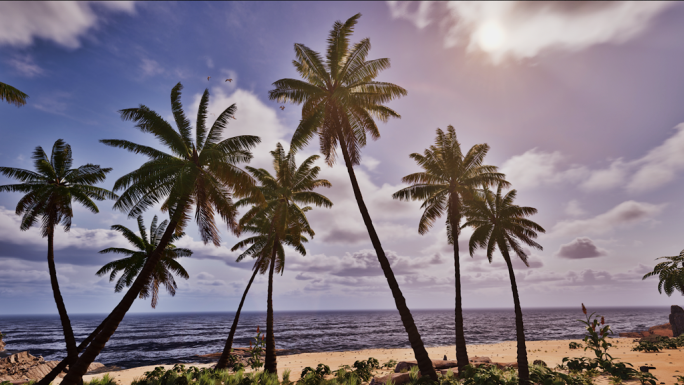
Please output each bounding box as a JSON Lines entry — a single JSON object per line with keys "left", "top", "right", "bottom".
{"left": 478, "top": 21, "right": 505, "bottom": 52}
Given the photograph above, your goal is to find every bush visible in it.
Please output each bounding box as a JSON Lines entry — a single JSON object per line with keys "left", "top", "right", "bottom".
{"left": 85, "top": 374, "right": 118, "bottom": 385}
{"left": 568, "top": 342, "right": 582, "bottom": 350}
{"left": 460, "top": 364, "right": 518, "bottom": 385}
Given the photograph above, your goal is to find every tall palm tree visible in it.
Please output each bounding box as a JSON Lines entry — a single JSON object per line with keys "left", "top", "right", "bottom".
{"left": 0, "top": 81, "right": 29, "bottom": 107}
{"left": 60, "top": 82, "right": 260, "bottom": 385}
{"left": 0, "top": 139, "right": 116, "bottom": 372}
{"left": 461, "top": 183, "right": 545, "bottom": 385}
{"left": 268, "top": 13, "right": 439, "bottom": 379}
{"left": 642, "top": 248, "right": 684, "bottom": 296}
{"left": 219, "top": 143, "right": 332, "bottom": 374}
{"left": 392, "top": 125, "right": 507, "bottom": 374}
{"left": 97, "top": 215, "right": 192, "bottom": 308}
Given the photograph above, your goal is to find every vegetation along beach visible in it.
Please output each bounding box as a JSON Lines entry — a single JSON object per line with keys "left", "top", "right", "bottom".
{"left": 2, "top": 3, "right": 684, "bottom": 385}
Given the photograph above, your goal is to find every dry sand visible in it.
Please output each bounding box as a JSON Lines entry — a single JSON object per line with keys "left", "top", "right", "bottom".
{"left": 75, "top": 338, "right": 684, "bottom": 385}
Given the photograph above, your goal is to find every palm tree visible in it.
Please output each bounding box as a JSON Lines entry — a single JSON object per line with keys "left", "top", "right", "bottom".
{"left": 0, "top": 139, "right": 116, "bottom": 372}
{"left": 0, "top": 81, "right": 29, "bottom": 107}
{"left": 218, "top": 143, "right": 332, "bottom": 374}
{"left": 268, "top": 13, "right": 439, "bottom": 379}
{"left": 60, "top": 83, "right": 260, "bottom": 385}
{"left": 96, "top": 215, "right": 192, "bottom": 308}
{"left": 642, "top": 248, "right": 684, "bottom": 296}
{"left": 392, "top": 125, "right": 507, "bottom": 374}
{"left": 461, "top": 183, "right": 545, "bottom": 385}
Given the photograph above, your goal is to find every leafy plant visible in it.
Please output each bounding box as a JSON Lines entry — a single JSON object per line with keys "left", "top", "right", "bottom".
{"left": 631, "top": 342, "right": 660, "bottom": 353}
{"left": 635, "top": 372, "right": 657, "bottom": 385}
{"left": 84, "top": 374, "right": 118, "bottom": 385}
{"left": 677, "top": 375, "right": 684, "bottom": 384}
{"left": 382, "top": 359, "right": 398, "bottom": 369}
{"left": 578, "top": 304, "right": 613, "bottom": 363}
{"left": 301, "top": 364, "right": 332, "bottom": 379}
{"left": 248, "top": 327, "right": 266, "bottom": 370}
{"left": 530, "top": 364, "right": 592, "bottom": 385}
{"left": 461, "top": 364, "right": 518, "bottom": 385}
{"left": 561, "top": 357, "right": 598, "bottom": 372}
{"left": 568, "top": 342, "right": 582, "bottom": 350}
{"left": 609, "top": 377, "right": 622, "bottom": 385}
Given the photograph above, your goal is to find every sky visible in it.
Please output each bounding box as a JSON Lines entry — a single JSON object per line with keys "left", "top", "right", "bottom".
{"left": 1, "top": 1, "right": 684, "bottom": 315}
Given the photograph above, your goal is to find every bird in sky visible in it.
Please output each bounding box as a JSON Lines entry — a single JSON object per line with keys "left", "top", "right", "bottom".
{"left": 279, "top": 106, "right": 285, "bottom": 110}
{"left": 207, "top": 76, "right": 211, "bottom": 81}
{"left": 225, "top": 79, "right": 232, "bottom": 82}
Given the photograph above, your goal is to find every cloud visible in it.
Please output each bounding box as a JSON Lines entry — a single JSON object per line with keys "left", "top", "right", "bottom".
{"left": 551, "top": 200, "right": 665, "bottom": 237}
{"left": 554, "top": 237, "right": 609, "bottom": 259}
{"left": 500, "top": 148, "right": 586, "bottom": 189}
{"left": 140, "top": 58, "right": 165, "bottom": 77}
{"left": 564, "top": 200, "right": 586, "bottom": 217}
{"left": 0, "top": 2, "right": 135, "bottom": 48}
{"left": 387, "top": 2, "right": 670, "bottom": 63}
{"left": 627, "top": 123, "right": 684, "bottom": 193}
{"left": 7, "top": 54, "right": 44, "bottom": 77}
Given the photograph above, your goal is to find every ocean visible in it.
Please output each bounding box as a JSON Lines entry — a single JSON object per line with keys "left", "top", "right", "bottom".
{"left": 0, "top": 307, "right": 670, "bottom": 369}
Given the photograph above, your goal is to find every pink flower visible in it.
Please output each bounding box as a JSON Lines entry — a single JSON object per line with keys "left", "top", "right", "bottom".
{"left": 582, "top": 304, "right": 587, "bottom": 315}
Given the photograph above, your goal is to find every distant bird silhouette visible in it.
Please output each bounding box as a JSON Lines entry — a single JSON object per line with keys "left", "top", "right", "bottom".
{"left": 279, "top": 106, "right": 285, "bottom": 110}
{"left": 225, "top": 79, "right": 232, "bottom": 82}
{"left": 207, "top": 76, "right": 211, "bottom": 81}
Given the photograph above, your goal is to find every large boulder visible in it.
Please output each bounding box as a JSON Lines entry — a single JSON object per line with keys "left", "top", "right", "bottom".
{"left": 670, "top": 305, "right": 684, "bottom": 337}
{"left": 374, "top": 372, "right": 413, "bottom": 385}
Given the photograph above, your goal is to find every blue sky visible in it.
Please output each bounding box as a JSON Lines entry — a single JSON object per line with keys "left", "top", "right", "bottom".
{"left": 1, "top": 1, "right": 684, "bottom": 315}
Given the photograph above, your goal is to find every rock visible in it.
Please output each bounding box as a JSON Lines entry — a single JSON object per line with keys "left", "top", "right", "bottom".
{"left": 87, "top": 363, "right": 105, "bottom": 373}
{"left": 618, "top": 323, "right": 673, "bottom": 338}
{"left": 374, "top": 372, "right": 413, "bottom": 385}
{"left": 431, "top": 360, "right": 459, "bottom": 369}
{"left": 670, "top": 305, "right": 684, "bottom": 337}
{"left": 394, "top": 361, "right": 417, "bottom": 373}
{"left": 0, "top": 351, "right": 103, "bottom": 382}
{"left": 0, "top": 331, "right": 5, "bottom": 352}
{"left": 533, "top": 360, "right": 547, "bottom": 367}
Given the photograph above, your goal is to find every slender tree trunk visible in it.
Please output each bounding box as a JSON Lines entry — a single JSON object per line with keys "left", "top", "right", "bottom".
{"left": 60, "top": 210, "right": 185, "bottom": 385}
{"left": 46, "top": 227, "right": 79, "bottom": 372}
{"left": 337, "top": 133, "right": 437, "bottom": 381}
{"left": 264, "top": 243, "right": 277, "bottom": 374}
{"left": 501, "top": 249, "right": 529, "bottom": 385}
{"left": 449, "top": 196, "right": 469, "bottom": 374}
{"left": 38, "top": 314, "right": 111, "bottom": 385}
{"left": 216, "top": 268, "right": 259, "bottom": 369}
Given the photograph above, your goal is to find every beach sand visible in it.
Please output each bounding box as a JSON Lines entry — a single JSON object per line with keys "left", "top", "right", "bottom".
{"left": 75, "top": 339, "right": 684, "bottom": 385}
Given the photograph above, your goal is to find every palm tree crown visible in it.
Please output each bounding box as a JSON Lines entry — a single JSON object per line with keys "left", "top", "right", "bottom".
{"left": 1, "top": 81, "right": 29, "bottom": 107}
{"left": 642, "top": 248, "right": 684, "bottom": 296}
{"left": 269, "top": 13, "right": 406, "bottom": 165}
{"left": 97, "top": 215, "right": 192, "bottom": 308}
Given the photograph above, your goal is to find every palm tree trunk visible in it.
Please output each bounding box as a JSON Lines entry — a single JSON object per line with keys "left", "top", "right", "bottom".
{"left": 337, "top": 132, "right": 438, "bottom": 381}
{"left": 60, "top": 211, "right": 184, "bottom": 385}
{"left": 449, "top": 196, "right": 469, "bottom": 374}
{"left": 46, "top": 227, "right": 79, "bottom": 373}
{"left": 501, "top": 249, "right": 529, "bottom": 385}
{"left": 38, "top": 314, "right": 111, "bottom": 385}
{"left": 264, "top": 243, "right": 277, "bottom": 374}
{"left": 216, "top": 267, "right": 259, "bottom": 369}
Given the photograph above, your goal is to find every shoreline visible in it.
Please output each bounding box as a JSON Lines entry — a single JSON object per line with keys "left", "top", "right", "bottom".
{"left": 72, "top": 338, "right": 683, "bottom": 385}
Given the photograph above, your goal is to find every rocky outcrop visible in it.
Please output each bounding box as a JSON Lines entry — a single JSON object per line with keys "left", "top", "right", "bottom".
{"left": 0, "top": 351, "right": 104, "bottom": 382}
{"left": 0, "top": 333, "right": 5, "bottom": 352}
{"left": 618, "top": 323, "right": 673, "bottom": 338}
{"left": 670, "top": 305, "right": 684, "bottom": 337}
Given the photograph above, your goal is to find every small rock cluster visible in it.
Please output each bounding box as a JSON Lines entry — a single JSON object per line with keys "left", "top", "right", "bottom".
{"left": 0, "top": 351, "right": 104, "bottom": 383}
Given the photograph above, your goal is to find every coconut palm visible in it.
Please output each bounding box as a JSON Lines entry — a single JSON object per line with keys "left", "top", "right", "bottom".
{"left": 268, "top": 13, "right": 438, "bottom": 379}
{"left": 0, "top": 139, "right": 116, "bottom": 372}
{"left": 642, "top": 248, "right": 684, "bottom": 296}
{"left": 0, "top": 81, "right": 29, "bottom": 107}
{"left": 392, "top": 126, "right": 506, "bottom": 373}
{"left": 60, "top": 82, "right": 260, "bottom": 385}
{"left": 217, "top": 143, "right": 332, "bottom": 374}
{"left": 96, "top": 215, "right": 192, "bottom": 308}
{"left": 461, "top": 183, "right": 545, "bottom": 385}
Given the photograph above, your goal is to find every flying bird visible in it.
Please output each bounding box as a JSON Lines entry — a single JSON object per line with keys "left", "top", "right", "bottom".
{"left": 207, "top": 76, "right": 211, "bottom": 81}
{"left": 225, "top": 79, "right": 232, "bottom": 82}
{"left": 279, "top": 106, "right": 285, "bottom": 110}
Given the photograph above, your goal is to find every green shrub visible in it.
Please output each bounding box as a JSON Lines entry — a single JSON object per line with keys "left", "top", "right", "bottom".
{"left": 301, "top": 364, "right": 331, "bottom": 379}
{"left": 85, "top": 374, "right": 118, "bottom": 385}
{"left": 460, "top": 364, "right": 517, "bottom": 385}
{"left": 631, "top": 342, "right": 660, "bottom": 353}
{"left": 382, "top": 360, "right": 398, "bottom": 369}
{"left": 568, "top": 342, "right": 582, "bottom": 350}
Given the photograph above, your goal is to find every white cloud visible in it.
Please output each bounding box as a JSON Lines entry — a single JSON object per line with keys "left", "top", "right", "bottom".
{"left": 580, "top": 159, "right": 629, "bottom": 191}
{"left": 0, "top": 2, "right": 135, "bottom": 48}
{"left": 500, "top": 148, "right": 586, "bottom": 190}
{"left": 387, "top": 2, "right": 670, "bottom": 64}
{"left": 7, "top": 54, "right": 44, "bottom": 77}
{"left": 627, "top": 123, "right": 684, "bottom": 193}
{"left": 140, "top": 58, "right": 165, "bottom": 77}
{"left": 554, "top": 237, "right": 609, "bottom": 259}
{"left": 564, "top": 200, "right": 586, "bottom": 217}
{"left": 551, "top": 200, "right": 665, "bottom": 237}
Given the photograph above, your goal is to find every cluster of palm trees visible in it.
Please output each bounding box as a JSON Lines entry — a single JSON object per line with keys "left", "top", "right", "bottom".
{"left": 0, "top": 14, "right": 549, "bottom": 385}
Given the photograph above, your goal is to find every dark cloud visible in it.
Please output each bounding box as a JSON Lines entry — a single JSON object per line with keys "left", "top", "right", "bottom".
{"left": 0, "top": 241, "right": 118, "bottom": 266}
{"left": 555, "top": 237, "right": 608, "bottom": 259}
{"left": 321, "top": 229, "right": 368, "bottom": 244}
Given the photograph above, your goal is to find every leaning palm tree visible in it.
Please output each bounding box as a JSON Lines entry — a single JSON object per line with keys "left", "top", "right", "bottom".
{"left": 392, "top": 126, "right": 506, "bottom": 373}
{"left": 0, "top": 139, "right": 116, "bottom": 373}
{"left": 60, "top": 83, "right": 260, "bottom": 385}
{"left": 217, "top": 143, "right": 332, "bottom": 374}
{"left": 268, "top": 13, "right": 439, "bottom": 379}
{"left": 461, "top": 183, "right": 546, "bottom": 385}
{"left": 642, "top": 248, "right": 684, "bottom": 296}
{"left": 97, "top": 215, "right": 192, "bottom": 308}
{"left": 0, "top": 81, "right": 29, "bottom": 107}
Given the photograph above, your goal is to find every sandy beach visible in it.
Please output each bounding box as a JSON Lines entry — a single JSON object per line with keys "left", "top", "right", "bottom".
{"left": 75, "top": 338, "right": 684, "bottom": 385}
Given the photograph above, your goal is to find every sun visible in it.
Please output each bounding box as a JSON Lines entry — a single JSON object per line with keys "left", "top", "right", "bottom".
{"left": 478, "top": 21, "right": 505, "bottom": 52}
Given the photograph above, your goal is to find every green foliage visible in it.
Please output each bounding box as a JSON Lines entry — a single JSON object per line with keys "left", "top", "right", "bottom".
{"left": 248, "top": 328, "right": 266, "bottom": 371}
{"left": 132, "top": 365, "right": 281, "bottom": 385}
{"left": 561, "top": 357, "right": 598, "bottom": 372}
{"left": 642, "top": 248, "right": 684, "bottom": 296}
{"left": 631, "top": 336, "right": 684, "bottom": 352}
{"left": 675, "top": 375, "right": 684, "bottom": 384}
{"left": 225, "top": 351, "right": 245, "bottom": 372}
{"left": 460, "top": 364, "right": 518, "bottom": 385}
{"left": 301, "top": 364, "right": 332, "bottom": 379}
{"left": 382, "top": 359, "right": 398, "bottom": 369}
{"left": 577, "top": 304, "right": 613, "bottom": 363}
{"left": 529, "top": 364, "right": 592, "bottom": 385}
{"left": 0, "top": 81, "right": 29, "bottom": 107}
{"left": 635, "top": 372, "right": 657, "bottom": 385}
{"left": 568, "top": 342, "right": 582, "bottom": 350}
{"left": 2, "top": 381, "right": 13, "bottom": 385}
{"left": 608, "top": 377, "right": 622, "bottom": 385}
{"left": 631, "top": 342, "right": 660, "bottom": 353}
{"left": 85, "top": 374, "right": 118, "bottom": 385}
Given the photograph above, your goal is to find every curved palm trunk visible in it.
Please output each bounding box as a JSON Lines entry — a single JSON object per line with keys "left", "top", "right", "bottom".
{"left": 47, "top": 228, "right": 79, "bottom": 372}
{"left": 38, "top": 314, "right": 111, "bottom": 385}
{"left": 216, "top": 268, "right": 260, "bottom": 369}
{"left": 501, "top": 249, "right": 529, "bottom": 385}
{"left": 337, "top": 133, "right": 438, "bottom": 381}
{"left": 264, "top": 243, "right": 277, "bottom": 374}
{"left": 60, "top": 212, "right": 184, "bottom": 385}
{"left": 448, "top": 197, "right": 469, "bottom": 374}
